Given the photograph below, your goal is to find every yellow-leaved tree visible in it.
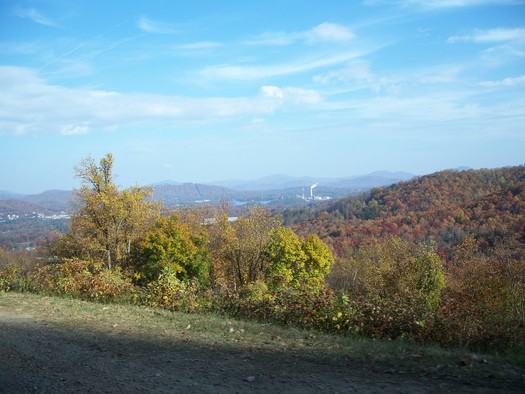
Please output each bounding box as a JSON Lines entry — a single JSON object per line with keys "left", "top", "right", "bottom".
{"left": 56, "top": 153, "right": 161, "bottom": 269}
{"left": 265, "top": 227, "right": 334, "bottom": 293}
{"left": 209, "top": 206, "right": 281, "bottom": 290}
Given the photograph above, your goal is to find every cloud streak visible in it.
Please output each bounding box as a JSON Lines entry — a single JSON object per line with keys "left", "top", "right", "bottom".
{"left": 13, "top": 7, "right": 58, "bottom": 27}
{"left": 137, "top": 16, "right": 178, "bottom": 34}
{"left": 0, "top": 67, "right": 322, "bottom": 136}
{"left": 200, "top": 53, "right": 361, "bottom": 81}
{"left": 449, "top": 28, "right": 525, "bottom": 43}
{"left": 365, "top": 0, "right": 525, "bottom": 8}
{"left": 245, "top": 23, "right": 355, "bottom": 46}
{"left": 479, "top": 75, "right": 525, "bottom": 87}
{"left": 177, "top": 41, "right": 223, "bottom": 50}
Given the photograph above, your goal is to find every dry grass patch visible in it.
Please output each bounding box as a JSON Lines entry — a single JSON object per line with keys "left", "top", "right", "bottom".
{"left": 1, "top": 292, "right": 523, "bottom": 389}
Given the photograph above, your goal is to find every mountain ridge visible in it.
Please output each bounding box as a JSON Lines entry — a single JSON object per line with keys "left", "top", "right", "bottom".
{"left": 1, "top": 171, "right": 415, "bottom": 197}
{"left": 286, "top": 165, "right": 525, "bottom": 259}
{"left": 0, "top": 171, "right": 414, "bottom": 213}
{"left": 209, "top": 171, "right": 415, "bottom": 191}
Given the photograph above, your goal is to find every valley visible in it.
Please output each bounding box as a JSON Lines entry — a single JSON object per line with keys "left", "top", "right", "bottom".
{"left": 0, "top": 171, "right": 411, "bottom": 250}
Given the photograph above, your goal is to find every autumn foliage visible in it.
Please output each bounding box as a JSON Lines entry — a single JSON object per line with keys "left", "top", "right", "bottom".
{"left": 1, "top": 157, "right": 524, "bottom": 352}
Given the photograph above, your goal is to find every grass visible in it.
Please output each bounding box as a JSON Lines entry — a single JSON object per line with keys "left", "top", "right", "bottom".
{"left": 1, "top": 291, "right": 524, "bottom": 387}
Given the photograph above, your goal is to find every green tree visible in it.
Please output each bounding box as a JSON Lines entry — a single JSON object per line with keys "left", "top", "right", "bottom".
{"left": 64, "top": 153, "right": 160, "bottom": 269}
{"left": 265, "top": 227, "right": 304, "bottom": 289}
{"left": 132, "top": 211, "right": 210, "bottom": 285}
{"left": 330, "top": 237, "right": 445, "bottom": 311}
{"left": 300, "top": 234, "right": 335, "bottom": 291}
{"left": 265, "top": 227, "right": 334, "bottom": 292}
{"left": 209, "top": 206, "right": 281, "bottom": 290}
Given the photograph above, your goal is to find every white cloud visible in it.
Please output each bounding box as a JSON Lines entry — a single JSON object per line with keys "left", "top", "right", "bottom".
{"left": 0, "top": 41, "right": 41, "bottom": 55}
{"left": 365, "top": 0, "right": 525, "bottom": 8}
{"left": 137, "top": 16, "right": 178, "bottom": 34}
{"left": 260, "top": 86, "right": 285, "bottom": 99}
{"left": 306, "top": 23, "right": 356, "bottom": 43}
{"left": 415, "top": 0, "right": 517, "bottom": 7}
{"left": 200, "top": 53, "right": 359, "bottom": 81}
{"left": 449, "top": 28, "right": 525, "bottom": 43}
{"left": 245, "top": 32, "right": 295, "bottom": 46}
{"left": 0, "top": 67, "right": 321, "bottom": 136}
{"left": 61, "top": 124, "right": 90, "bottom": 135}
{"left": 479, "top": 75, "right": 525, "bottom": 87}
{"left": 358, "top": 94, "right": 481, "bottom": 121}
{"left": 317, "top": 83, "right": 525, "bottom": 141}
{"left": 246, "top": 23, "right": 355, "bottom": 46}
{"left": 177, "top": 41, "right": 223, "bottom": 50}
{"left": 260, "top": 86, "right": 322, "bottom": 105}
{"left": 13, "top": 7, "right": 58, "bottom": 27}
{"left": 314, "top": 59, "right": 375, "bottom": 84}
{"left": 449, "top": 27, "right": 525, "bottom": 67}
{"left": 314, "top": 60, "right": 463, "bottom": 96}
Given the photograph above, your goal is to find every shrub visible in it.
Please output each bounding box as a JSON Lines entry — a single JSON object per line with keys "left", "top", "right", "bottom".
{"left": 330, "top": 238, "right": 445, "bottom": 313}
{"left": 0, "top": 250, "right": 41, "bottom": 292}
{"left": 0, "top": 264, "right": 41, "bottom": 293}
{"left": 31, "top": 258, "right": 136, "bottom": 302}
{"left": 431, "top": 238, "right": 525, "bottom": 350}
{"left": 142, "top": 266, "right": 207, "bottom": 313}
{"left": 215, "top": 286, "right": 338, "bottom": 332}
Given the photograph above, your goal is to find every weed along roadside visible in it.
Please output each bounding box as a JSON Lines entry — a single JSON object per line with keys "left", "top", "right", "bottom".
{"left": 1, "top": 292, "right": 524, "bottom": 393}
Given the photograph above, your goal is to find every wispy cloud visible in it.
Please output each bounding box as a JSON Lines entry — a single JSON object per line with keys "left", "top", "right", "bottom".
{"left": 306, "top": 23, "right": 356, "bottom": 42}
{"left": 137, "top": 16, "right": 178, "bottom": 34}
{"left": 13, "top": 7, "right": 58, "bottom": 27}
{"left": 448, "top": 27, "right": 525, "bottom": 67}
{"left": 200, "top": 53, "right": 360, "bottom": 81}
{"left": 314, "top": 59, "right": 464, "bottom": 95}
{"left": 449, "top": 28, "right": 525, "bottom": 43}
{"left": 318, "top": 88, "right": 525, "bottom": 141}
{"left": 479, "top": 75, "right": 525, "bottom": 87}
{"left": 365, "top": 0, "right": 525, "bottom": 8}
{"left": 314, "top": 59, "right": 376, "bottom": 85}
{"left": 0, "top": 67, "right": 322, "bottom": 136}
{"left": 260, "top": 86, "right": 322, "bottom": 105}
{"left": 0, "top": 41, "right": 42, "bottom": 55}
{"left": 4, "top": 65, "right": 519, "bottom": 140}
{"left": 177, "top": 41, "right": 223, "bottom": 50}
{"left": 61, "top": 124, "right": 90, "bottom": 136}
{"left": 245, "top": 23, "right": 355, "bottom": 46}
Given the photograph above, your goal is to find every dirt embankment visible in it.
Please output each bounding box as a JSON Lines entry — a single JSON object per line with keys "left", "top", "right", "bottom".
{"left": 1, "top": 294, "right": 523, "bottom": 393}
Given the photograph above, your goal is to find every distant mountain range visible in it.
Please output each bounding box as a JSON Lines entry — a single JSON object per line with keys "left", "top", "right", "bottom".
{"left": 0, "top": 171, "right": 415, "bottom": 214}
{"left": 210, "top": 171, "right": 415, "bottom": 191}
{"left": 0, "top": 190, "right": 72, "bottom": 215}
{"left": 152, "top": 171, "right": 415, "bottom": 206}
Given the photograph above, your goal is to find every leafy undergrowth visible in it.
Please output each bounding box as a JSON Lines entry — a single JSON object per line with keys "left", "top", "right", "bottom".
{"left": 1, "top": 291, "right": 524, "bottom": 389}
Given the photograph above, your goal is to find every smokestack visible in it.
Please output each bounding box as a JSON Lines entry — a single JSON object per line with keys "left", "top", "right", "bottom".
{"left": 310, "top": 183, "right": 318, "bottom": 199}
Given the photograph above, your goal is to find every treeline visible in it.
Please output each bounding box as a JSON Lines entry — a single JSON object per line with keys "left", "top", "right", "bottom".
{"left": 286, "top": 166, "right": 525, "bottom": 258}
{"left": 1, "top": 156, "right": 524, "bottom": 351}
{"left": 283, "top": 166, "right": 525, "bottom": 349}
{"left": 0, "top": 217, "right": 69, "bottom": 251}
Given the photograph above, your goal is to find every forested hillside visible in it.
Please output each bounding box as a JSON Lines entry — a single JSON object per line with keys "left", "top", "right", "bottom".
{"left": 2, "top": 157, "right": 524, "bottom": 352}
{"left": 286, "top": 166, "right": 525, "bottom": 259}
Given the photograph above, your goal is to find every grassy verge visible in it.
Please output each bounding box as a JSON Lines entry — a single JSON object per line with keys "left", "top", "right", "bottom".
{"left": 1, "top": 291, "right": 524, "bottom": 388}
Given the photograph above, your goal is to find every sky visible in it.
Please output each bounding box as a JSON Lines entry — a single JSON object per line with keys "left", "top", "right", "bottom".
{"left": 1, "top": 0, "right": 524, "bottom": 194}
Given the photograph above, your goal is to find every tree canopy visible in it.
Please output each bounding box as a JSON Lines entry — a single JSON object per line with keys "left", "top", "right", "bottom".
{"left": 61, "top": 153, "right": 161, "bottom": 269}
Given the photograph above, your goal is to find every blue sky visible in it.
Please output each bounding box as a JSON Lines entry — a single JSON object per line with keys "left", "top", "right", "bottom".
{"left": 1, "top": 0, "right": 524, "bottom": 193}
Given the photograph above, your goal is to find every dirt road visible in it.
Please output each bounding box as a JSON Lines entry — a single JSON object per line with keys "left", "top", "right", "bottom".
{"left": 1, "top": 294, "right": 523, "bottom": 393}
